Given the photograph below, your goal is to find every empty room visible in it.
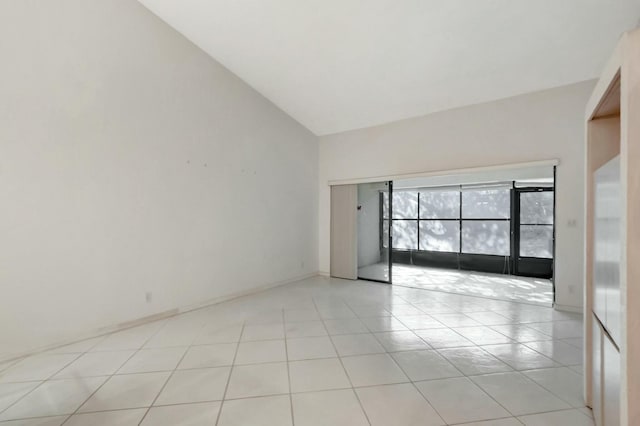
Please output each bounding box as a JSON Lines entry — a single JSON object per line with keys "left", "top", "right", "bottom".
{"left": 1, "top": 1, "right": 639, "bottom": 426}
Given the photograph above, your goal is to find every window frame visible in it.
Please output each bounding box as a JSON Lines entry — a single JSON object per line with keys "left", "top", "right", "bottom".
{"left": 380, "top": 183, "right": 555, "bottom": 279}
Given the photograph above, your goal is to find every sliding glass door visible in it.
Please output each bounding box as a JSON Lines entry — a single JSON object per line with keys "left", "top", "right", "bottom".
{"left": 354, "top": 179, "right": 554, "bottom": 284}
{"left": 357, "top": 181, "right": 392, "bottom": 283}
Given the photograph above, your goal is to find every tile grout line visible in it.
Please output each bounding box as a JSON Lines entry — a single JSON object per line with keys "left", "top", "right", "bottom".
{"left": 212, "top": 322, "right": 245, "bottom": 426}
{"left": 135, "top": 326, "right": 200, "bottom": 426}
{"left": 0, "top": 351, "right": 86, "bottom": 420}
{"left": 366, "top": 331, "right": 449, "bottom": 425}
{"left": 282, "top": 307, "right": 295, "bottom": 426}
{"left": 312, "top": 296, "right": 373, "bottom": 426}
{"left": 57, "top": 320, "right": 169, "bottom": 425}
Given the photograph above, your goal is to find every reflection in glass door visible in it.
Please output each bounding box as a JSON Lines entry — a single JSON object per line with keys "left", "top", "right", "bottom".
{"left": 357, "top": 181, "right": 392, "bottom": 283}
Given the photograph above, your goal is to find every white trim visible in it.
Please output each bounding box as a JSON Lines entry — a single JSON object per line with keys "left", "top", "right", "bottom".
{"left": 0, "top": 272, "right": 320, "bottom": 364}
{"left": 178, "top": 272, "right": 318, "bottom": 312}
{"left": 554, "top": 303, "right": 583, "bottom": 314}
{"left": 327, "top": 159, "right": 560, "bottom": 186}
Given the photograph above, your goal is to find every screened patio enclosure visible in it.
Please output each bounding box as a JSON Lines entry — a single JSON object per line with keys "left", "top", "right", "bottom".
{"left": 356, "top": 167, "right": 555, "bottom": 305}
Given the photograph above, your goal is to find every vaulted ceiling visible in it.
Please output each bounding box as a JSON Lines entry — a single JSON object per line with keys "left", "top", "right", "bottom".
{"left": 138, "top": 0, "right": 640, "bottom": 135}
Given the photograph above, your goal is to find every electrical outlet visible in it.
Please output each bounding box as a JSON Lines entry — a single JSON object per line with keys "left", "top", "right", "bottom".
{"left": 145, "top": 292, "right": 153, "bottom": 303}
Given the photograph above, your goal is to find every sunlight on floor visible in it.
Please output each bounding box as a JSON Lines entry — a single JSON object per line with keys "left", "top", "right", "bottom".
{"left": 358, "top": 263, "right": 553, "bottom": 307}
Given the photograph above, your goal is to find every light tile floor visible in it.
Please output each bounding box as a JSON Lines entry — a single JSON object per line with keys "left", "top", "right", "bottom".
{"left": 359, "top": 263, "right": 554, "bottom": 306}
{"left": 0, "top": 276, "right": 590, "bottom": 425}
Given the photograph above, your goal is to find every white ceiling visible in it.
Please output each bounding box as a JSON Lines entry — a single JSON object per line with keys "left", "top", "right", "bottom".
{"left": 138, "top": 0, "right": 640, "bottom": 135}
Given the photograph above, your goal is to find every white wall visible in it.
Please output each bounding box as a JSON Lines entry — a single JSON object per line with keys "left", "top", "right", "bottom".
{"left": 0, "top": 0, "right": 318, "bottom": 360}
{"left": 319, "top": 81, "right": 595, "bottom": 311}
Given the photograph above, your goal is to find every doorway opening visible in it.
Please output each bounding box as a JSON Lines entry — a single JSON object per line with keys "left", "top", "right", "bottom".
{"left": 356, "top": 166, "right": 555, "bottom": 306}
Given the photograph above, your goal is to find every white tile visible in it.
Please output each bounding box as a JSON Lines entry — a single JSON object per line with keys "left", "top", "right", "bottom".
{"left": 465, "top": 311, "right": 513, "bottom": 326}
{"left": 0, "top": 377, "right": 106, "bottom": 420}
{"left": 0, "top": 417, "right": 66, "bottom": 426}
{"left": 570, "top": 364, "right": 584, "bottom": 375}
{"left": 518, "top": 408, "right": 594, "bottom": 426}
{"left": 287, "top": 336, "right": 336, "bottom": 360}
{"left": 489, "top": 324, "right": 553, "bottom": 343}
{"left": 193, "top": 325, "right": 243, "bottom": 344}
{"left": 356, "top": 383, "right": 444, "bottom": 426}
{"left": 453, "top": 326, "right": 514, "bottom": 345}
{"left": 285, "top": 309, "right": 320, "bottom": 322}
{"left": 285, "top": 321, "right": 328, "bottom": 338}
{"left": 430, "top": 313, "right": 481, "bottom": 327}
{"left": 523, "top": 367, "right": 585, "bottom": 407}
{"left": 317, "top": 306, "right": 357, "bottom": 319}
{"left": 218, "top": 395, "right": 292, "bottom": 426}
{"left": 374, "top": 331, "right": 431, "bottom": 352}
{"left": 481, "top": 343, "right": 558, "bottom": 370}
{"left": 414, "top": 328, "right": 474, "bottom": 349}
{"left": 79, "top": 372, "right": 170, "bottom": 412}
{"left": 413, "top": 304, "right": 456, "bottom": 314}
{"left": 415, "top": 377, "right": 510, "bottom": 424}
{"left": 235, "top": 340, "right": 286, "bottom": 365}
{"left": 351, "top": 306, "right": 391, "bottom": 317}
{"left": 292, "top": 389, "right": 369, "bottom": 426}
{"left": 289, "top": 358, "right": 350, "bottom": 393}
{"left": 437, "top": 347, "right": 513, "bottom": 376}
{"left": 524, "top": 340, "right": 583, "bottom": 365}
{"left": 65, "top": 409, "right": 146, "bottom": 426}
{"left": 392, "top": 350, "right": 462, "bottom": 381}
{"left": 526, "top": 320, "right": 583, "bottom": 339}
{"left": 54, "top": 351, "right": 134, "bottom": 378}
{"left": 459, "top": 419, "right": 523, "bottom": 426}
{"left": 225, "top": 362, "right": 289, "bottom": 399}
{"left": 394, "top": 315, "right": 444, "bottom": 330}
{"left": 331, "top": 333, "right": 385, "bottom": 356}
{"left": 244, "top": 311, "right": 283, "bottom": 325}
{"left": 361, "top": 317, "right": 408, "bottom": 332}
{"left": 0, "top": 354, "right": 79, "bottom": 383}
{"left": 0, "top": 381, "right": 40, "bottom": 412}
{"left": 471, "top": 372, "right": 571, "bottom": 416}
{"left": 579, "top": 406, "right": 594, "bottom": 418}
{"left": 0, "top": 359, "right": 21, "bottom": 374}
{"left": 178, "top": 343, "right": 237, "bottom": 369}
{"left": 341, "top": 353, "right": 408, "bottom": 386}
{"left": 47, "top": 337, "right": 104, "bottom": 354}
{"left": 241, "top": 324, "right": 284, "bottom": 341}
{"left": 154, "top": 367, "right": 230, "bottom": 405}
{"left": 388, "top": 305, "right": 425, "bottom": 316}
{"left": 144, "top": 329, "right": 199, "bottom": 349}
{"left": 323, "top": 318, "right": 368, "bottom": 335}
{"left": 91, "top": 324, "right": 161, "bottom": 351}
{"left": 117, "top": 347, "right": 186, "bottom": 374}
{"left": 142, "top": 401, "right": 221, "bottom": 426}
{"left": 563, "top": 337, "right": 584, "bottom": 350}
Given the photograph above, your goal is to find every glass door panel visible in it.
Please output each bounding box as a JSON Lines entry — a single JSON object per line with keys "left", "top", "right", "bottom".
{"left": 514, "top": 188, "right": 554, "bottom": 278}
{"left": 357, "top": 181, "right": 392, "bottom": 283}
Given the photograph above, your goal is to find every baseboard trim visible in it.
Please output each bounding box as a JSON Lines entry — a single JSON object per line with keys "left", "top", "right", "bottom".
{"left": 554, "top": 303, "right": 583, "bottom": 313}
{"left": 177, "top": 271, "right": 320, "bottom": 314}
{"left": 0, "top": 271, "right": 320, "bottom": 364}
{"left": 318, "top": 271, "right": 330, "bottom": 277}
